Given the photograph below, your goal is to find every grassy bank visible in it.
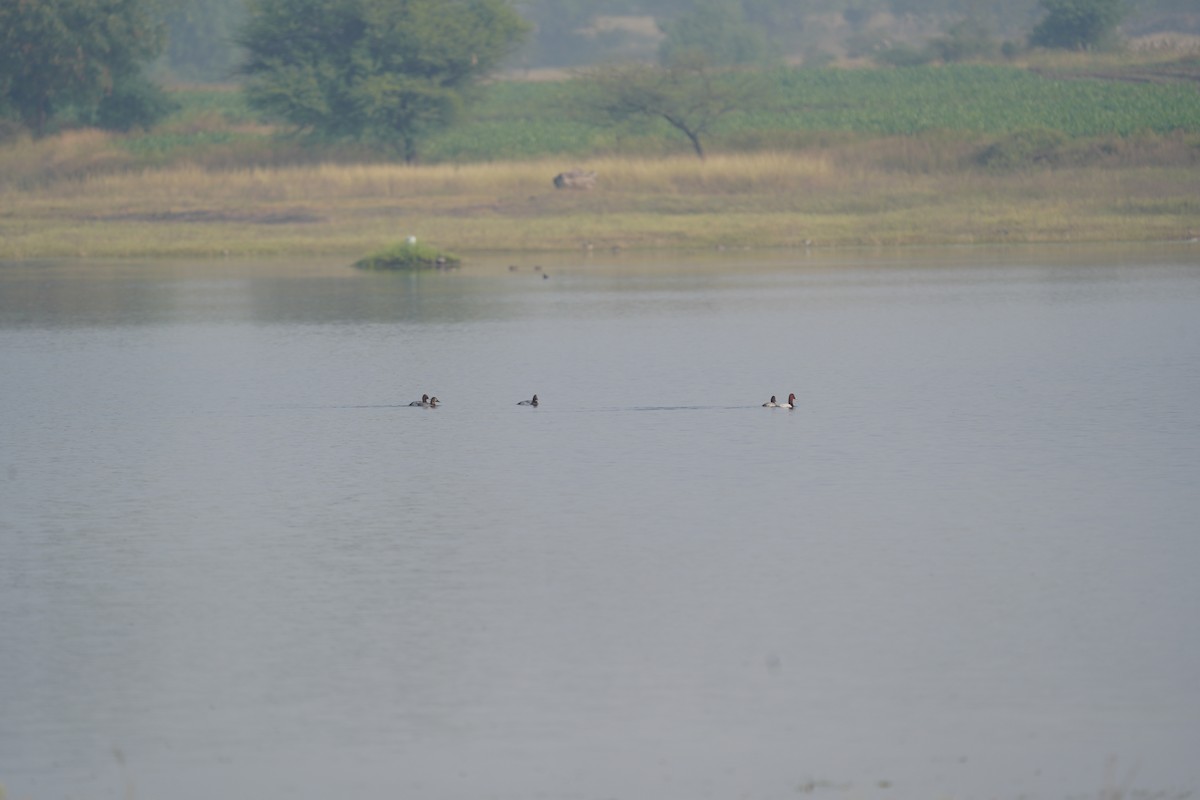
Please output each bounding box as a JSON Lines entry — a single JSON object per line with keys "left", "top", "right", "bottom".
{"left": 1, "top": 57, "right": 1198, "bottom": 259}
{"left": 2, "top": 151, "right": 1197, "bottom": 258}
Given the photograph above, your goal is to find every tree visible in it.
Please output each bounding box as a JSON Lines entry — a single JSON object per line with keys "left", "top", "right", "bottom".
{"left": 0, "top": 0, "right": 167, "bottom": 136}
{"left": 237, "top": 0, "right": 530, "bottom": 161}
{"left": 579, "top": 52, "right": 770, "bottom": 160}
{"left": 1029, "top": 0, "right": 1125, "bottom": 50}
{"left": 927, "top": 18, "right": 1000, "bottom": 62}
{"left": 161, "top": 0, "right": 249, "bottom": 82}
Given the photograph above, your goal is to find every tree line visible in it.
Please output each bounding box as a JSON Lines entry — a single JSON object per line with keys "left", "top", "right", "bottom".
{"left": 0, "top": 0, "right": 1170, "bottom": 154}
{"left": 148, "top": 0, "right": 1200, "bottom": 79}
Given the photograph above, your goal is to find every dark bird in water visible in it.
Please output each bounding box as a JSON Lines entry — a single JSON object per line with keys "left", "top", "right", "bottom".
{"left": 409, "top": 394, "right": 430, "bottom": 406}
{"left": 518, "top": 394, "right": 539, "bottom": 407}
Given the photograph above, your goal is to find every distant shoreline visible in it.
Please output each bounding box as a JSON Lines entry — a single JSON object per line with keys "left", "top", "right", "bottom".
{"left": 4, "top": 55, "right": 1199, "bottom": 260}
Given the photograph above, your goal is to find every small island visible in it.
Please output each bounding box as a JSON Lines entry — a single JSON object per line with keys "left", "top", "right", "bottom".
{"left": 353, "top": 241, "right": 461, "bottom": 271}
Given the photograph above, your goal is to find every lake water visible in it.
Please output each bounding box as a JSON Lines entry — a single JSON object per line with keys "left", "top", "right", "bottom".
{"left": 2, "top": 246, "right": 1199, "bottom": 800}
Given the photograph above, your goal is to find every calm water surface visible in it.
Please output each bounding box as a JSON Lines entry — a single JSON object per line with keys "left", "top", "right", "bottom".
{"left": 2, "top": 246, "right": 1199, "bottom": 800}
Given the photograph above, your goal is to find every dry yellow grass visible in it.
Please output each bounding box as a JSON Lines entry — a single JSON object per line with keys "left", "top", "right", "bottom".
{"left": 57, "top": 152, "right": 834, "bottom": 204}
{"left": 0, "top": 129, "right": 135, "bottom": 185}
{"left": 1, "top": 152, "right": 1196, "bottom": 259}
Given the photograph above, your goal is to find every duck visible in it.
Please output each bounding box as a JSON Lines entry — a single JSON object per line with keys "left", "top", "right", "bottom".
{"left": 409, "top": 394, "right": 430, "bottom": 407}
{"left": 517, "top": 394, "right": 539, "bottom": 407}
{"left": 779, "top": 393, "right": 796, "bottom": 409}
{"left": 426, "top": 396, "right": 440, "bottom": 407}
{"left": 762, "top": 395, "right": 778, "bottom": 407}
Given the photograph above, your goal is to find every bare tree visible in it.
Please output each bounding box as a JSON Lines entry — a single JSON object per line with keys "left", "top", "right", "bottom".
{"left": 578, "top": 52, "right": 771, "bottom": 160}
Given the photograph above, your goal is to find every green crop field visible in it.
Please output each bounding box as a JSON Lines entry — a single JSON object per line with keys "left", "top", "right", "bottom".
{"left": 103, "top": 61, "right": 1200, "bottom": 167}
{"left": 417, "top": 65, "right": 1200, "bottom": 162}
{"left": 767, "top": 66, "right": 1200, "bottom": 136}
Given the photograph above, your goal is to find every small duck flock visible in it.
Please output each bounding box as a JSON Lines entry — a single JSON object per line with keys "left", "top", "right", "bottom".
{"left": 410, "top": 392, "right": 795, "bottom": 409}
{"left": 408, "top": 394, "right": 440, "bottom": 407}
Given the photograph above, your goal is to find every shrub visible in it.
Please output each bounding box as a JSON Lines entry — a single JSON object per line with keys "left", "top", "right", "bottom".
{"left": 95, "top": 75, "right": 179, "bottom": 132}
{"left": 974, "top": 128, "right": 1071, "bottom": 168}
{"left": 927, "top": 20, "right": 1000, "bottom": 62}
{"left": 1030, "top": 0, "right": 1125, "bottom": 51}
{"left": 0, "top": 114, "right": 23, "bottom": 143}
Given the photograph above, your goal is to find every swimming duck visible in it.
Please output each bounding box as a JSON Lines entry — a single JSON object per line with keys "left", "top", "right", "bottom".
{"left": 409, "top": 394, "right": 429, "bottom": 407}
{"left": 518, "top": 394, "right": 539, "bottom": 407}
{"left": 426, "top": 396, "right": 440, "bottom": 407}
{"left": 779, "top": 393, "right": 796, "bottom": 409}
{"left": 762, "top": 395, "right": 778, "bottom": 407}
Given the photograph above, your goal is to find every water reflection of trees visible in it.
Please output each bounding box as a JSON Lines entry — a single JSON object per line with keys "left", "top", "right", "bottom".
{"left": 0, "top": 266, "right": 172, "bottom": 328}
{"left": 0, "top": 264, "right": 528, "bottom": 329}
{"left": 246, "top": 273, "right": 521, "bottom": 326}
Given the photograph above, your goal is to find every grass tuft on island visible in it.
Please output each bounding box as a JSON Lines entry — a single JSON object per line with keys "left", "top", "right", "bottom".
{"left": 353, "top": 241, "right": 461, "bottom": 270}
